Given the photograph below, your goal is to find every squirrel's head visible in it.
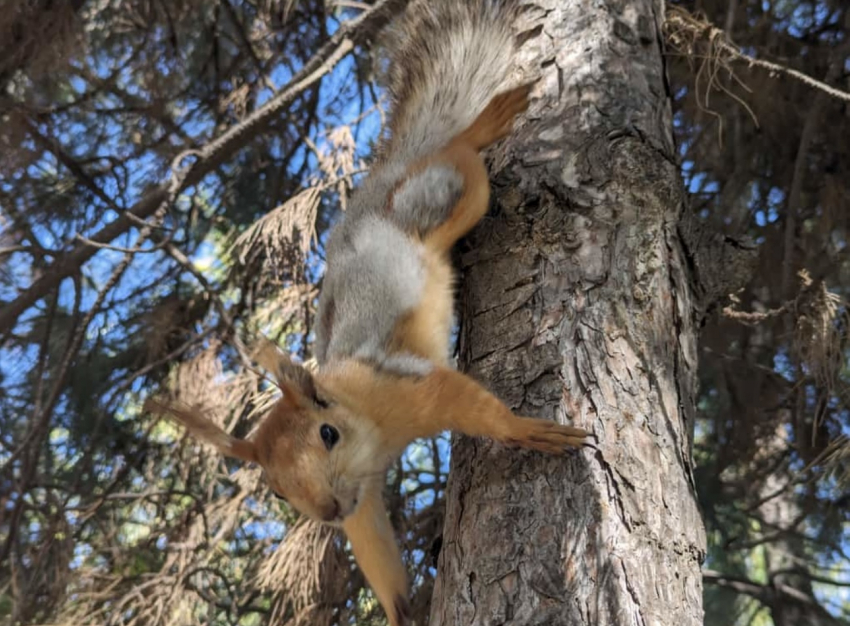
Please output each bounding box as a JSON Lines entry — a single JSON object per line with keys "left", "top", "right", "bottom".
{"left": 146, "top": 343, "right": 389, "bottom": 525}
{"left": 250, "top": 354, "right": 389, "bottom": 525}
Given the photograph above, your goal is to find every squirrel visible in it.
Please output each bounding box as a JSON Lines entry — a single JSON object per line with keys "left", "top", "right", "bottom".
{"left": 146, "top": 1, "right": 587, "bottom": 624}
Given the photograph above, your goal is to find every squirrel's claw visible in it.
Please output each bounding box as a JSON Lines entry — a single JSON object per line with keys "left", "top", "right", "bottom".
{"left": 503, "top": 418, "right": 588, "bottom": 454}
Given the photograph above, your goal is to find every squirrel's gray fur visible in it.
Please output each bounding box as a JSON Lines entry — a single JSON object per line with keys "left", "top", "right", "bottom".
{"left": 378, "top": 0, "right": 520, "bottom": 163}
{"left": 314, "top": 0, "right": 519, "bottom": 374}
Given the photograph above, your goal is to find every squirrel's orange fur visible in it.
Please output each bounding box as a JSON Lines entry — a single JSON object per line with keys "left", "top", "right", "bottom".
{"left": 386, "top": 85, "right": 534, "bottom": 367}
{"left": 146, "top": 7, "right": 591, "bottom": 624}
{"left": 147, "top": 83, "right": 587, "bottom": 626}
{"left": 147, "top": 85, "right": 587, "bottom": 626}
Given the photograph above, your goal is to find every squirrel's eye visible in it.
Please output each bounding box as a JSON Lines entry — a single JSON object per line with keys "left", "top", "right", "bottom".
{"left": 319, "top": 424, "right": 340, "bottom": 450}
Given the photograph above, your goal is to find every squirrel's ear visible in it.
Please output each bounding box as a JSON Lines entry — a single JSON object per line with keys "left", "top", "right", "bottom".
{"left": 144, "top": 398, "right": 258, "bottom": 463}
{"left": 251, "top": 338, "right": 317, "bottom": 406}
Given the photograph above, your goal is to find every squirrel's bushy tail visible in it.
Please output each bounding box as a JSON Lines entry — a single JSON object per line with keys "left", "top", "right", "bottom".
{"left": 379, "top": 0, "right": 520, "bottom": 164}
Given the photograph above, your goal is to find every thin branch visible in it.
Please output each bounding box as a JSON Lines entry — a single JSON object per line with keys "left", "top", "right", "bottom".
{"left": 703, "top": 569, "right": 832, "bottom": 611}
{"left": 74, "top": 232, "right": 173, "bottom": 253}
{"left": 727, "top": 46, "right": 850, "bottom": 104}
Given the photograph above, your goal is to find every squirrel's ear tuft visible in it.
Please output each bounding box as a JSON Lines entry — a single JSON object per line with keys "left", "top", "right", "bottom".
{"left": 144, "top": 398, "right": 258, "bottom": 463}
{"left": 251, "top": 338, "right": 317, "bottom": 406}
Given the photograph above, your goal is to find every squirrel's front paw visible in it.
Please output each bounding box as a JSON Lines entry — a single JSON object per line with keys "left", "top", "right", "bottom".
{"left": 502, "top": 417, "right": 587, "bottom": 454}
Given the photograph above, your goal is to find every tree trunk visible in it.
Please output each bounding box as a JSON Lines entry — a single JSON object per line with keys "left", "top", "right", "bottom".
{"left": 429, "top": 1, "right": 707, "bottom": 625}
{"left": 757, "top": 425, "right": 841, "bottom": 626}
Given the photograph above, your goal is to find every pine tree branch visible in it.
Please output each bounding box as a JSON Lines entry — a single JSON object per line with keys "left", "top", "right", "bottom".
{"left": 704, "top": 569, "right": 840, "bottom": 619}
{"left": 703, "top": 569, "right": 770, "bottom": 603}
{"left": 0, "top": 0, "right": 410, "bottom": 337}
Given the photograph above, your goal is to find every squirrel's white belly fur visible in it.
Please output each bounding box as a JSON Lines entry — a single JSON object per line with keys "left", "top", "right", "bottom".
{"left": 320, "top": 215, "right": 454, "bottom": 373}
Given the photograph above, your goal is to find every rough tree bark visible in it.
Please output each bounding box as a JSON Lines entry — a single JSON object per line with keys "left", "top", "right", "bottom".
{"left": 430, "top": 1, "right": 706, "bottom": 624}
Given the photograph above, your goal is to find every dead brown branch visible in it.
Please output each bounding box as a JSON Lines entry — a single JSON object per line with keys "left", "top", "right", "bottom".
{"left": 665, "top": 7, "right": 850, "bottom": 111}
{"left": 664, "top": 6, "right": 759, "bottom": 143}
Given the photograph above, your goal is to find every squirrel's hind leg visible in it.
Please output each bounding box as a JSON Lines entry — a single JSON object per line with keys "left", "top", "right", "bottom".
{"left": 419, "top": 83, "right": 533, "bottom": 253}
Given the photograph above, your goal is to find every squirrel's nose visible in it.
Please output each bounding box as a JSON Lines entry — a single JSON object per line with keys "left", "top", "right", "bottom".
{"left": 323, "top": 499, "right": 341, "bottom": 522}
